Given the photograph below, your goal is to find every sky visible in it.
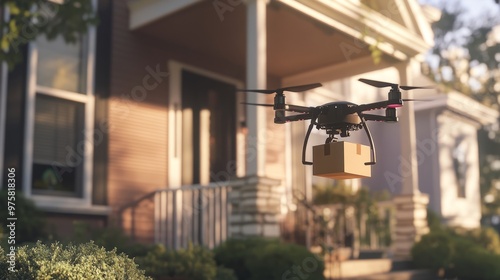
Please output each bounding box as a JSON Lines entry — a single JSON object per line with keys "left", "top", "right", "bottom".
{"left": 416, "top": 0, "right": 500, "bottom": 50}
{"left": 418, "top": 0, "right": 500, "bottom": 19}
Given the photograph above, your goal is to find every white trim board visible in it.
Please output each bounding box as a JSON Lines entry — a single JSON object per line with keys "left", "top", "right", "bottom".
{"left": 128, "top": 0, "right": 201, "bottom": 29}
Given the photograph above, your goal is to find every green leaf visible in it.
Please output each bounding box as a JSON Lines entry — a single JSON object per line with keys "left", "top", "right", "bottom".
{"left": 8, "top": 19, "right": 18, "bottom": 34}
{"left": 7, "top": 2, "right": 21, "bottom": 15}
{"left": 0, "top": 37, "right": 9, "bottom": 51}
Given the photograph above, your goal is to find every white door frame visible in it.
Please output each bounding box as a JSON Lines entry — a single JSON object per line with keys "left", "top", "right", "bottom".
{"left": 167, "top": 61, "right": 245, "bottom": 188}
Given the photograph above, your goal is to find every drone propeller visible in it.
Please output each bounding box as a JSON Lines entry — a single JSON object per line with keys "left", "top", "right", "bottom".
{"left": 400, "top": 85, "right": 433, "bottom": 90}
{"left": 238, "top": 89, "right": 276, "bottom": 94}
{"left": 359, "top": 78, "right": 431, "bottom": 90}
{"left": 281, "top": 83, "right": 323, "bottom": 92}
{"left": 358, "top": 78, "right": 397, "bottom": 88}
{"left": 241, "top": 102, "right": 274, "bottom": 107}
{"left": 402, "top": 98, "right": 432, "bottom": 102}
{"left": 238, "top": 83, "right": 322, "bottom": 94}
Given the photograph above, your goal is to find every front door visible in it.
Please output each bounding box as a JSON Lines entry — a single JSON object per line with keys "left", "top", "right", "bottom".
{"left": 181, "top": 70, "right": 236, "bottom": 185}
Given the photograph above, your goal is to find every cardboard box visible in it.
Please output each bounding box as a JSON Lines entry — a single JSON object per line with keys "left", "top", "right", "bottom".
{"left": 313, "top": 141, "right": 371, "bottom": 179}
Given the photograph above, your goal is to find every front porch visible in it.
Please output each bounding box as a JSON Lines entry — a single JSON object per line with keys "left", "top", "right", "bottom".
{"left": 118, "top": 177, "right": 435, "bottom": 279}
{"left": 110, "top": 0, "right": 434, "bottom": 261}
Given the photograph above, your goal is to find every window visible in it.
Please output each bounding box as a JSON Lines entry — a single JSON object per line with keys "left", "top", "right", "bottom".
{"left": 36, "top": 35, "right": 87, "bottom": 93}
{"left": 452, "top": 136, "right": 468, "bottom": 198}
{"left": 24, "top": 1, "right": 96, "bottom": 205}
{"left": 32, "top": 95, "right": 84, "bottom": 196}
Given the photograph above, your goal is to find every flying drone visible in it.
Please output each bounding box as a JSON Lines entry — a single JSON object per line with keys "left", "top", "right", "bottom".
{"left": 239, "top": 78, "right": 430, "bottom": 178}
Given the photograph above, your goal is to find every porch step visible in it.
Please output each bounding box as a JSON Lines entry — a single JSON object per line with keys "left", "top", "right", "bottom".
{"left": 324, "top": 258, "right": 435, "bottom": 280}
{"left": 324, "top": 258, "right": 392, "bottom": 279}
{"left": 342, "top": 269, "right": 435, "bottom": 280}
{"left": 358, "top": 249, "right": 387, "bottom": 259}
{"left": 389, "top": 260, "right": 414, "bottom": 272}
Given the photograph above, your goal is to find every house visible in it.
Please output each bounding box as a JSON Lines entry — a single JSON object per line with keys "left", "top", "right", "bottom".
{"left": 0, "top": 0, "right": 437, "bottom": 258}
{"left": 413, "top": 91, "right": 498, "bottom": 228}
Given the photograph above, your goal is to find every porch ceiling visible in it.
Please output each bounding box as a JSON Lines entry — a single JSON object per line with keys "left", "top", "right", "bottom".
{"left": 136, "top": 1, "right": 372, "bottom": 78}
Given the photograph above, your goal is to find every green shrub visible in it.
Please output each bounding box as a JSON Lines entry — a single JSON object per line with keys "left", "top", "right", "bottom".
{"left": 465, "top": 226, "right": 500, "bottom": 254}
{"left": 0, "top": 190, "right": 47, "bottom": 245}
{"left": 71, "top": 223, "right": 235, "bottom": 280}
{"left": 412, "top": 228, "right": 500, "bottom": 280}
{"left": 215, "top": 266, "right": 238, "bottom": 280}
{"left": 426, "top": 208, "right": 443, "bottom": 232}
{"left": 214, "top": 237, "right": 276, "bottom": 280}
{"left": 451, "top": 245, "right": 500, "bottom": 280}
{"left": 247, "top": 242, "right": 325, "bottom": 280}
{"left": 136, "top": 243, "right": 217, "bottom": 280}
{"left": 0, "top": 241, "right": 150, "bottom": 280}
{"left": 71, "top": 221, "right": 153, "bottom": 258}
{"left": 214, "top": 238, "right": 325, "bottom": 280}
{"left": 411, "top": 231, "right": 455, "bottom": 271}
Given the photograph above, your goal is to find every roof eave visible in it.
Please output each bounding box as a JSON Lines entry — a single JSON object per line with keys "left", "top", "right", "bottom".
{"left": 277, "top": 0, "right": 431, "bottom": 60}
{"left": 414, "top": 92, "right": 499, "bottom": 126}
{"left": 127, "top": 0, "right": 202, "bottom": 30}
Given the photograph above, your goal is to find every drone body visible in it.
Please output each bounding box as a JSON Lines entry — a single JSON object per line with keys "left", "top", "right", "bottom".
{"left": 239, "top": 79, "right": 431, "bottom": 179}
{"left": 315, "top": 101, "right": 362, "bottom": 137}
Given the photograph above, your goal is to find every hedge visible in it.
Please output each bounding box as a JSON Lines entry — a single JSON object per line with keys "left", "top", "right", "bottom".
{"left": 0, "top": 241, "right": 150, "bottom": 280}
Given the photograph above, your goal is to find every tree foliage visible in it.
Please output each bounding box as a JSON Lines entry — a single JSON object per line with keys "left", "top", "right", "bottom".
{"left": 426, "top": 1, "right": 500, "bottom": 106}
{"left": 0, "top": 0, "right": 97, "bottom": 68}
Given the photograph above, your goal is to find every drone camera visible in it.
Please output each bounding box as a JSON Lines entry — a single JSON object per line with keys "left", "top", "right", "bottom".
{"left": 340, "top": 130, "right": 350, "bottom": 137}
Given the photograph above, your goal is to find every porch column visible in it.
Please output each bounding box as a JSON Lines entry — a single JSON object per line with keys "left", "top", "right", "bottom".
{"left": 392, "top": 60, "right": 429, "bottom": 259}
{"left": 246, "top": 0, "right": 267, "bottom": 177}
{"left": 229, "top": 176, "right": 281, "bottom": 238}
{"left": 230, "top": 0, "right": 281, "bottom": 239}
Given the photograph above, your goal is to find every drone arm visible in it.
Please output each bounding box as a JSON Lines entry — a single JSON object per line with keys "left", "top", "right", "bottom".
{"left": 357, "top": 113, "right": 376, "bottom": 166}
{"left": 284, "top": 104, "right": 312, "bottom": 113}
{"left": 302, "top": 117, "right": 317, "bottom": 165}
{"left": 360, "top": 113, "right": 392, "bottom": 122}
{"left": 283, "top": 113, "right": 314, "bottom": 122}
{"left": 347, "top": 101, "right": 389, "bottom": 114}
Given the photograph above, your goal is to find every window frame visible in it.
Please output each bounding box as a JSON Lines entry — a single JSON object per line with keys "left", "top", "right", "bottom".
{"left": 22, "top": 0, "right": 100, "bottom": 211}
{"left": 0, "top": 6, "right": 10, "bottom": 189}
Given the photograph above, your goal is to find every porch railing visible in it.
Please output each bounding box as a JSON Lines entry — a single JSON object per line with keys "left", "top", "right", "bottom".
{"left": 119, "top": 180, "right": 246, "bottom": 250}
{"left": 290, "top": 191, "right": 395, "bottom": 255}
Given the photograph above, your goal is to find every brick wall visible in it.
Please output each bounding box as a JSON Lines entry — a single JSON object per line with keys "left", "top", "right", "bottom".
{"left": 107, "top": 1, "right": 253, "bottom": 243}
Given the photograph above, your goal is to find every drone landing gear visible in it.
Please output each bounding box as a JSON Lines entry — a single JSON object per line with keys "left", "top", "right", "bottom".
{"left": 302, "top": 117, "right": 376, "bottom": 166}
{"left": 357, "top": 113, "right": 376, "bottom": 166}
{"left": 325, "top": 135, "right": 336, "bottom": 144}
